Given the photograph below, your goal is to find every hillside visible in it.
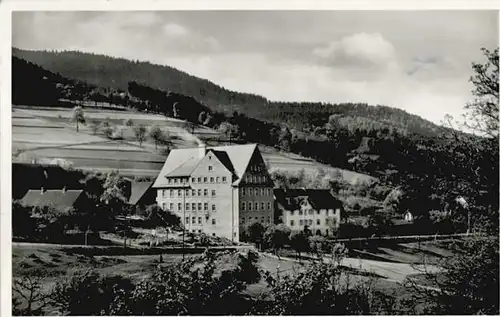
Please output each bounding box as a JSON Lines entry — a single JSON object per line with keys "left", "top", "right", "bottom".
{"left": 13, "top": 48, "right": 445, "bottom": 136}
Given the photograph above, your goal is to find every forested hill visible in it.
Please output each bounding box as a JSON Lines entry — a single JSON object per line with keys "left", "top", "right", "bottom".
{"left": 12, "top": 47, "right": 444, "bottom": 136}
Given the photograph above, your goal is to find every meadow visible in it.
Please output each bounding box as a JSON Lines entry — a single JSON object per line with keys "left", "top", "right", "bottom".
{"left": 12, "top": 105, "right": 373, "bottom": 182}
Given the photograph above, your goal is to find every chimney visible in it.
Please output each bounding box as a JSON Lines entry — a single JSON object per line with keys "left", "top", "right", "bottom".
{"left": 198, "top": 143, "right": 206, "bottom": 159}
{"left": 62, "top": 186, "right": 66, "bottom": 193}
{"left": 40, "top": 187, "right": 45, "bottom": 194}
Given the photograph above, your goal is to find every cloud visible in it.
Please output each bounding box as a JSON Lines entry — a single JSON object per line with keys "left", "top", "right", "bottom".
{"left": 313, "top": 33, "right": 396, "bottom": 68}
{"left": 162, "top": 23, "right": 190, "bottom": 37}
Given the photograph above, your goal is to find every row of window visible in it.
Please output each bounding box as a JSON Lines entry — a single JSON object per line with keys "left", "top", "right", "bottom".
{"left": 244, "top": 174, "right": 268, "bottom": 184}
{"left": 241, "top": 187, "right": 272, "bottom": 196}
{"left": 290, "top": 218, "right": 334, "bottom": 226}
{"left": 162, "top": 188, "right": 217, "bottom": 198}
{"left": 240, "top": 216, "right": 272, "bottom": 225}
{"left": 162, "top": 202, "right": 217, "bottom": 212}
{"left": 288, "top": 208, "right": 338, "bottom": 216}
{"left": 185, "top": 216, "right": 216, "bottom": 225}
{"left": 241, "top": 201, "right": 272, "bottom": 211}
{"left": 167, "top": 176, "right": 228, "bottom": 185}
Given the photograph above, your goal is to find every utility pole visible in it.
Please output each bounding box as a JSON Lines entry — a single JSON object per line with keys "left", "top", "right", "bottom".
{"left": 85, "top": 225, "right": 89, "bottom": 246}
{"left": 466, "top": 207, "right": 471, "bottom": 236}
{"left": 183, "top": 185, "right": 186, "bottom": 260}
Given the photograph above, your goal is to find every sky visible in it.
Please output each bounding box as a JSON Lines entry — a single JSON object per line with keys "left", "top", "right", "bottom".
{"left": 12, "top": 10, "right": 499, "bottom": 125}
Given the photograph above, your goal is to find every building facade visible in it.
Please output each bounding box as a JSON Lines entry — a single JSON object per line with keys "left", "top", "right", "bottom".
{"left": 274, "top": 189, "right": 342, "bottom": 236}
{"left": 152, "top": 143, "right": 274, "bottom": 242}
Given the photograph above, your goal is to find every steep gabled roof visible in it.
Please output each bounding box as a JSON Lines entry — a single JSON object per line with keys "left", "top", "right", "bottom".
{"left": 128, "top": 181, "right": 153, "bottom": 205}
{"left": 20, "top": 189, "right": 84, "bottom": 212}
{"left": 153, "top": 144, "right": 258, "bottom": 188}
{"left": 273, "top": 188, "right": 342, "bottom": 211}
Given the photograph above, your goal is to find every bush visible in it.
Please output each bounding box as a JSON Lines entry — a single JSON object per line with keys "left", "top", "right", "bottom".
{"left": 50, "top": 269, "right": 135, "bottom": 315}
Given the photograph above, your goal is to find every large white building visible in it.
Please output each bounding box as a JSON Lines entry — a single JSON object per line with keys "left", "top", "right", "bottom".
{"left": 152, "top": 143, "right": 274, "bottom": 242}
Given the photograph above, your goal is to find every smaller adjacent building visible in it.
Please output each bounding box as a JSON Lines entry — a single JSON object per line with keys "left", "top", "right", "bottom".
{"left": 128, "top": 181, "right": 155, "bottom": 211}
{"left": 274, "top": 188, "right": 342, "bottom": 236}
{"left": 19, "top": 187, "right": 89, "bottom": 214}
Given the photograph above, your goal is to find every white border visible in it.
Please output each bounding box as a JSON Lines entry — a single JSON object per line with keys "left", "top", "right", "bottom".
{"left": 1, "top": 2, "right": 499, "bottom": 317}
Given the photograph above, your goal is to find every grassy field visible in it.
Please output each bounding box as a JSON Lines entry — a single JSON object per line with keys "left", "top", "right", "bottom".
{"left": 13, "top": 105, "right": 373, "bottom": 183}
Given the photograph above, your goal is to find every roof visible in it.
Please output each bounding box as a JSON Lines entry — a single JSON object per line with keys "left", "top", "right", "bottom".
{"left": 20, "top": 189, "right": 84, "bottom": 212}
{"left": 274, "top": 188, "right": 342, "bottom": 211}
{"left": 153, "top": 144, "right": 258, "bottom": 188}
{"left": 128, "top": 181, "right": 153, "bottom": 205}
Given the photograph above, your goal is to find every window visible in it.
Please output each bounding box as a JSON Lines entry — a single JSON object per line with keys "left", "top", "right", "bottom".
{"left": 212, "top": 219, "right": 216, "bottom": 225}
{"left": 212, "top": 204, "right": 216, "bottom": 211}
{"left": 212, "top": 233, "right": 216, "bottom": 237}
{"left": 168, "top": 178, "right": 172, "bottom": 184}
{"left": 162, "top": 189, "right": 166, "bottom": 197}
{"left": 186, "top": 203, "right": 190, "bottom": 211}
{"left": 241, "top": 202, "right": 246, "bottom": 211}
{"left": 186, "top": 217, "right": 189, "bottom": 224}
{"left": 216, "top": 177, "right": 220, "bottom": 183}
{"left": 290, "top": 210, "right": 295, "bottom": 215}
{"left": 178, "top": 203, "right": 182, "bottom": 211}
{"left": 198, "top": 203, "right": 202, "bottom": 210}
{"left": 255, "top": 202, "right": 259, "bottom": 211}
{"left": 211, "top": 190, "right": 216, "bottom": 197}
{"left": 197, "top": 177, "right": 201, "bottom": 183}
{"left": 248, "top": 202, "right": 252, "bottom": 211}
{"left": 241, "top": 217, "right": 245, "bottom": 224}
{"left": 248, "top": 188, "right": 253, "bottom": 195}
{"left": 267, "top": 216, "right": 271, "bottom": 223}
{"left": 169, "top": 190, "right": 173, "bottom": 198}
{"left": 335, "top": 208, "right": 340, "bottom": 214}
{"left": 316, "top": 209, "right": 320, "bottom": 215}
{"left": 204, "top": 203, "right": 208, "bottom": 211}
{"left": 326, "top": 218, "right": 330, "bottom": 225}
{"left": 261, "top": 188, "right": 265, "bottom": 195}
{"left": 197, "top": 189, "right": 202, "bottom": 196}
{"left": 192, "top": 177, "right": 196, "bottom": 183}
{"left": 198, "top": 217, "right": 202, "bottom": 224}
{"left": 177, "top": 189, "right": 182, "bottom": 197}
{"left": 267, "top": 202, "right": 271, "bottom": 210}
{"left": 204, "top": 189, "right": 208, "bottom": 197}
{"left": 175, "top": 178, "right": 179, "bottom": 184}
{"left": 308, "top": 219, "right": 313, "bottom": 225}
{"left": 242, "top": 188, "right": 246, "bottom": 195}
{"left": 208, "top": 155, "right": 212, "bottom": 160}
{"left": 255, "top": 188, "right": 259, "bottom": 196}
{"left": 299, "top": 210, "right": 303, "bottom": 215}
{"left": 260, "top": 217, "right": 265, "bottom": 223}
{"left": 192, "top": 216, "right": 196, "bottom": 224}
{"left": 210, "top": 177, "right": 214, "bottom": 183}
{"left": 192, "top": 203, "right": 196, "bottom": 211}
{"left": 208, "top": 166, "right": 213, "bottom": 171}
{"left": 267, "top": 188, "right": 272, "bottom": 196}
{"left": 203, "top": 177, "right": 207, "bottom": 183}
{"left": 169, "top": 203, "right": 174, "bottom": 210}
{"left": 308, "top": 209, "right": 313, "bottom": 215}
{"left": 299, "top": 219, "right": 303, "bottom": 226}
{"left": 198, "top": 230, "right": 202, "bottom": 233}
{"left": 162, "top": 203, "right": 166, "bottom": 210}
{"left": 261, "top": 202, "right": 265, "bottom": 210}
{"left": 317, "top": 219, "right": 320, "bottom": 225}
{"left": 222, "top": 176, "right": 227, "bottom": 183}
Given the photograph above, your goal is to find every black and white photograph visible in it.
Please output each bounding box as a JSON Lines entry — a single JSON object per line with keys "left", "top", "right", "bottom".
{"left": 3, "top": 3, "right": 499, "bottom": 316}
